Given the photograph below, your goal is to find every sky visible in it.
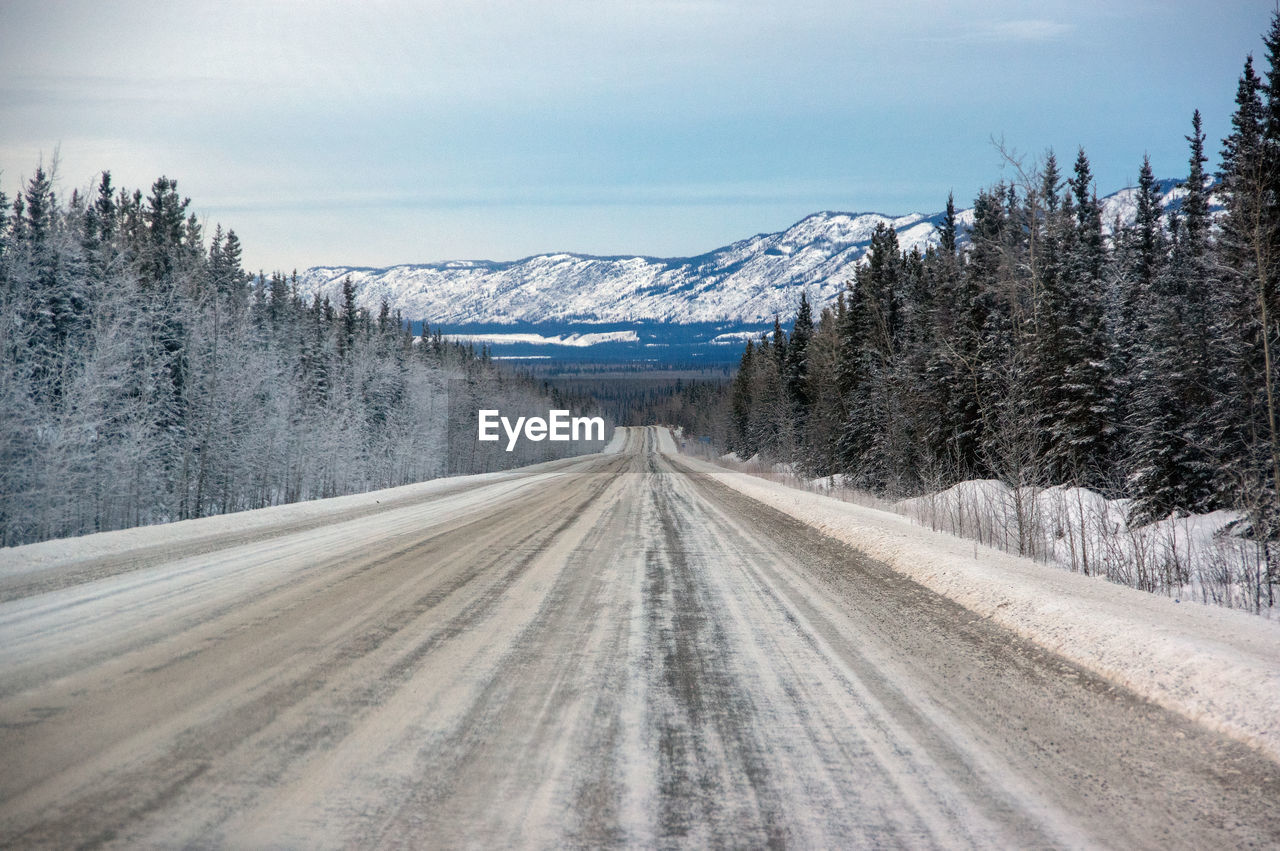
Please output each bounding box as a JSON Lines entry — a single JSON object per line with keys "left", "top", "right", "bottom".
{"left": 0, "top": 1, "right": 1273, "bottom": 272}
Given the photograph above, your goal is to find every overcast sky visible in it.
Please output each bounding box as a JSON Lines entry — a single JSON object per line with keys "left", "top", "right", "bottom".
{"left": 0, "top": 1, "right": 1272, "bottom": 272}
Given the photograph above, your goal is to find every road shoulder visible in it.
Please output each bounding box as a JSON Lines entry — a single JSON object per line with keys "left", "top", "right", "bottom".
{"left": 666, "top": 446, "right": 1280, "bottom": 763}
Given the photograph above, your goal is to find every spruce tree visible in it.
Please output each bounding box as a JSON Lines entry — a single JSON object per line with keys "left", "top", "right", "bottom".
{"left": 938, "top": 192, "right": 958, "bottom": 256}
{"left": 802, "top": 304, "right": 845, "bottom": 477}
{"left": 730, "top": 340, "right": 756, "bottom": 457}
{"left": 1212, "top": 27, "right": 1280, "bottom": 560}
{"left": 1127, "top": 139, "right": 1220, "bottom": 521}
{"left": 943, "top": 187, "right": 1002, "bottom": 479}
{"left": 771, "top": 314, "right": 787, "bottom": 372}
{"left": 1212, "top": 56, "right": 1269, "bottom": 519}
{"left": 340, "top": 275, "right": 358, "bottom": 359}
{"left": 1040, "top": 149, "right": 1112, "bottom": 486}
{"left": 785, "top": 291, "right": 813, "bottom": 425}
{"left": 839, "top": 223, "right": 904, "bottom": 490}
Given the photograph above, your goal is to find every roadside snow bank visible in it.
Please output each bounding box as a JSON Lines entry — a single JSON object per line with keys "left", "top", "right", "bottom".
{"left": 898, "top": 479, "right": 1266, "bottom": 612}
{"left": 669, "top": 450, "right": 1280, "bottom": 762}
{"left": 0, "top": 454, "right": 599, "bottom": 577}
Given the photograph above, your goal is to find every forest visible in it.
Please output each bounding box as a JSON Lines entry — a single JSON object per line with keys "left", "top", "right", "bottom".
{"left": 708, "top": 17, "right": 1280, "bottom": 608}
{"left": 8, "top": 12, "right": 1280, "bottom": 616}
{"left": 0, "top": 171, "right": 605, "bottom": 547}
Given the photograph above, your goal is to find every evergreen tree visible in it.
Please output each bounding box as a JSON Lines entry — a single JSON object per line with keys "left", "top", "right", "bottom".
{"left": 1038, "top": 149, "right": 1113, "bottom": 485}
{"left": 938, "top": 191, "right": 958, "bottom": 255}
{"left": 340, "top": 275, "right": 358, "bottom": 359}
{"left": 1128, "top": 139, "right": 1219, "bottom": 520}
{"left": 802, "top": 303, "right": 845, "bottom": 476}
{"left": 221, "top": 229, "right": 246, "bottom": 307}
{"left": 1111, "top": 156, "right": 1167, "bottom": 483}
{"left": 730, "top": 340, "right": 756, "bottom": 457}
{"left": 785, "top": 291, "right": 813, "bottom": 425}
{"left": 839, "top": 223, "right": 905, "bottom": 490}
{"left": 770, "top": 314, "right": 787, "bottom": 373}
{"left": 0, "top": 187, "right": 9, "bottom": 278}
{"left": 943, "top": 187, "right": 1002, "bottom": 479}
{"left": 1212, "top": 55, "right": 1268, "bottom": 513}
{"left": 269, "top": 271, "right": 290, "bottom": 328}
{"left": 1212, "top": 29, "right": 1280, "bottom": 564}
{"left": 140, "top": 176, "right": 189, "bottom": 288}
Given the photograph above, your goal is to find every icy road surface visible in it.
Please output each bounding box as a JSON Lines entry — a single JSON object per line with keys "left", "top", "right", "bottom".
{"left": 1, "top": 427, "right": 1278, "bottom": 848}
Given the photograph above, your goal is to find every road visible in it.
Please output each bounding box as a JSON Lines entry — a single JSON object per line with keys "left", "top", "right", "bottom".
{"left": 1, "top": 427, "right": 1278, "bottom": 848}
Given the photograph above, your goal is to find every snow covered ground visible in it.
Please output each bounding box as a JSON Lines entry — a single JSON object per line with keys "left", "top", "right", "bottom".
{"left": 0, "top": 453, "right": 606, "bottom": 585}
{"left": 11, "top": 424, "right": 1274, "bottom": 766}
{"left": 1, "top": 429, "right": 625, "bottom": 587}
{"left": 2, "top": 427, "right": 1277, "bottom": 846}
{"left": 670, "top": 449, "right": 1280, "bottom": 763}
{"left": 5, "top": 432, "right": 1274, "bottom": 849}
{"left": 897, "top": 479, "right": 1269, "bottom": 613}
{"left": 446, "top": 330, "right": 640, "bottom": 347}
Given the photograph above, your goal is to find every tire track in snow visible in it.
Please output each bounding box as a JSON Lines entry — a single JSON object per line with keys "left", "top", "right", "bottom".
{"left": 0, "top": 427, "right": 1277, "bottom": 848}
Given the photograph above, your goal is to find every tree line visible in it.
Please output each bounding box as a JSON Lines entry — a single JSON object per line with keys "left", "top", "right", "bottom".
{"left": 0, "top": 167, "right": 604, "bottom": 547}
{"left": 725, "top": 12, "right": 1280, "bottom": 572}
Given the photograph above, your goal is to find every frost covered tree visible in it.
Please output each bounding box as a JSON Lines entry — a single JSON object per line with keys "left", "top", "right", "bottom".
{"left": 0, "top": 165, "right": 607, "bottom": 546}
{"left": 1049, "top": 148, "right": 1112, "bottom": 486}
{"left": 1125, "top": 120, "right": 1219, "bottom": 522}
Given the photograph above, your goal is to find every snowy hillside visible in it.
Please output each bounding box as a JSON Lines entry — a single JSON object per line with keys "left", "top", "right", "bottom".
{"left": 296, "top": 181, "right": 1202, "bottom": 327}
{"left": 297, "top": 210, "right": 947, "bottom": 326}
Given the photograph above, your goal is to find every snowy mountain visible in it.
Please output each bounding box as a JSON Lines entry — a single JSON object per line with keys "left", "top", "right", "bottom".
{"left": 1097, "top": 177, "right": 1204, "bottom": 232}
{"left": 297, "top": 210, "right": 952, "bottom": 327}
{"left": 295, "top": 180, "right": 1206, "bottom": 332}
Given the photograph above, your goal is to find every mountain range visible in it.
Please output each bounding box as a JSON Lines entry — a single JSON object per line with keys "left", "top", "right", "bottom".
{"left": 294, "top": 179, "right": 1198, "bottom": 363}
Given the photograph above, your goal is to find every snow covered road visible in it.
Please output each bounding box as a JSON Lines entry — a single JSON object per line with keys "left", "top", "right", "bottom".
{"left": 1, "top": 427, "right": 1278, "bottom": 847}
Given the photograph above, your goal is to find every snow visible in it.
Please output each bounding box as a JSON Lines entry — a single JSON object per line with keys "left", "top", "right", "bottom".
{"left": 667, "top": 446, "right": 1280, "bottom": 762}
{"left": 654, "top": 427, "right": 679, "bottom": 455}
{"left": 295, "top": 210, "right": 939, "bottom": 325}
{"left": 0, "top": 456, "right": 594, "bottom": 577}
{"left": 1098, "top": 178, "right": 1222, "bottom": 235}
{"left": 446, "top": 330, "right": 640, "bottom": 347}
{"left": 0, "top": 433, "right": 632, "bottom": 579}
{"left": 14, "top": 427, "right": 1267, "bottom": 845}
{"left": 601, "top": 426, "right": 626, "bottom": 455}
{"left": 710, "top": 331, "right": 763, "bottom": 345}
{"left": 897, "top": 480, "right": 1266, "bottom": 611}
